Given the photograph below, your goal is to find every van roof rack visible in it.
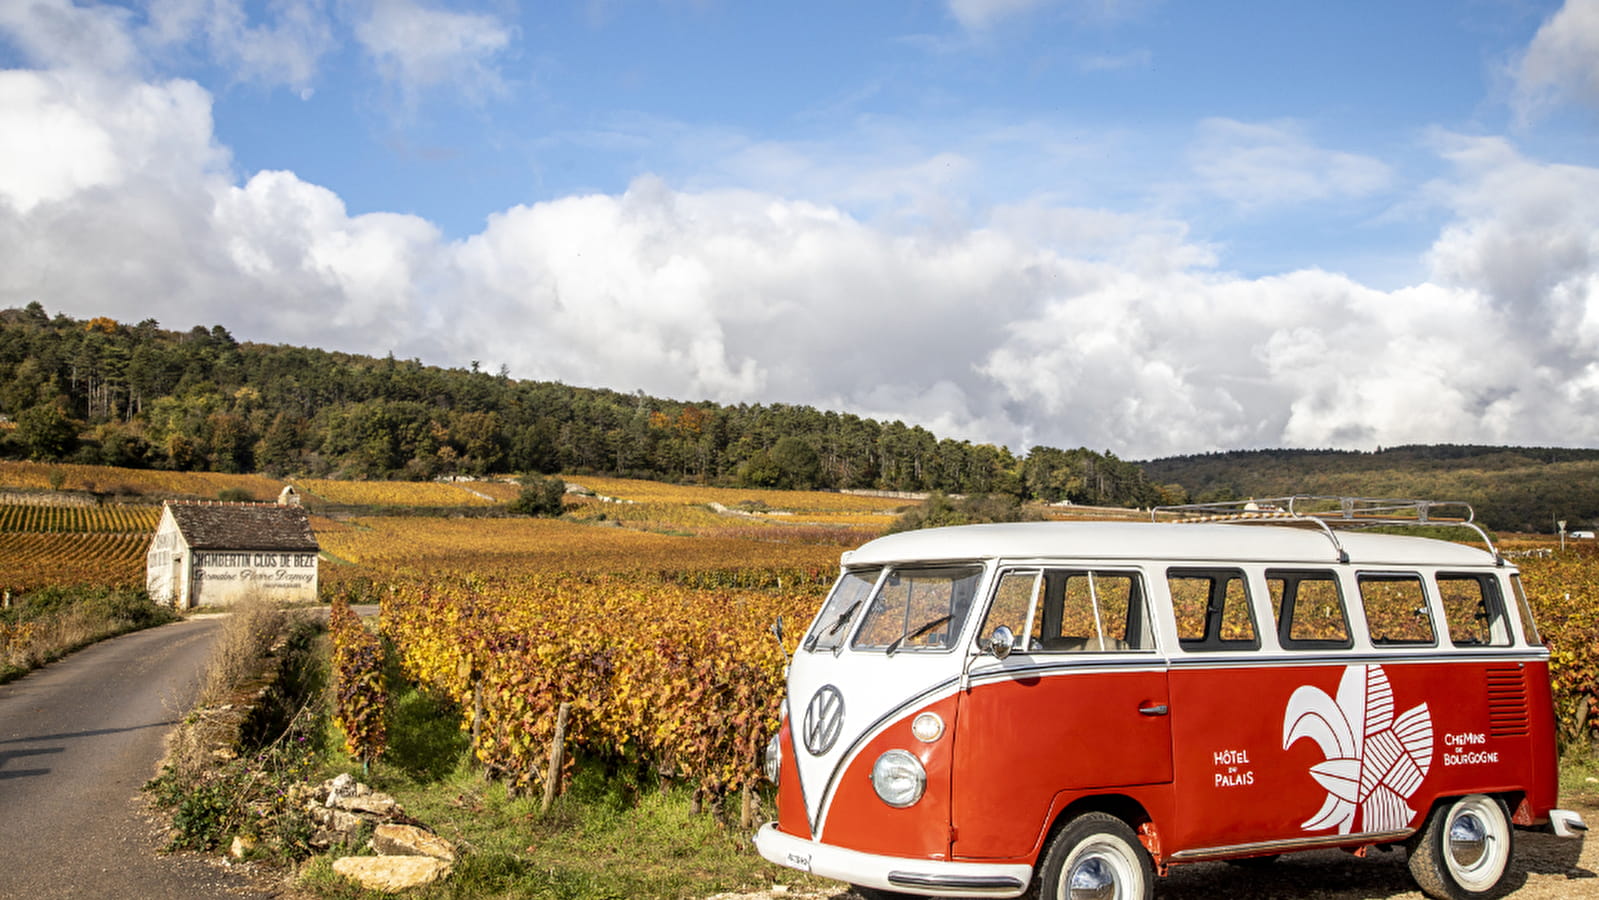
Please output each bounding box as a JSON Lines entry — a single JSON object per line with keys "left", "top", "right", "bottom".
{"left": 1151, "top": 496, "right": 1502, "bottom": 565}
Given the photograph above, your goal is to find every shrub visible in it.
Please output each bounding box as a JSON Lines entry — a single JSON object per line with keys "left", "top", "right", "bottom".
{"left": 509, "top": 475, "right": 566, "bottom": 517}
{"left": 887, "top": 491, "right": 1040, "bottom": 533}
{"left": 330, "top": 595, "right": 387, "bottom": 766}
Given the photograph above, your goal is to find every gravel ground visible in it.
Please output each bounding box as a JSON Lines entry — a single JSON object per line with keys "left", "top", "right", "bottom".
{"left": 721, "top": 798, "right": 1596, "bottom": 900}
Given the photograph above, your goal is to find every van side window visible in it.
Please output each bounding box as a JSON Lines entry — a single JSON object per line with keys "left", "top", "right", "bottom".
{"left": 1267, "top": 570, "right": 1352, "bottom": 649}
{"left": 982, "top": 569, "right": 1040, "bottom": 647}
{"left": 1437, "top": 574, "right": 1510, "bottom": 647}
{"left": 1033, "top": 570, "right": 1153, "bottom": 652}
{"left": 1508, "top": 573, "right": 1543, "bottom": 646}
{"left": 1358, "top": 574, "right": 1436, "bottom": 646}
{"left": 1168, "top": 569, "right": 1259, "bottom": 651}
{"left": 852, "top": 566, "right": 984, "bottom": 652}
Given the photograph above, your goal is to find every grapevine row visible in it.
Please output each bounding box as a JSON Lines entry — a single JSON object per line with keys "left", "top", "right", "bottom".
{"left": 0, "top": 504, "right": 161, "bottom": 534}
{"left": 377, "top": 571, "right": 811, "bottom": 802}
{"left": 0, "top": 532, "right": 148, "bottom": 591}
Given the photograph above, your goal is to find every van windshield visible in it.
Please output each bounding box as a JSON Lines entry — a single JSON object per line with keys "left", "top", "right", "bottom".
{"left": 804, "top": 567, "right": 881, "bottom": 653}
{"left": 852, "top": 565, "right": 984, "bottom": 654}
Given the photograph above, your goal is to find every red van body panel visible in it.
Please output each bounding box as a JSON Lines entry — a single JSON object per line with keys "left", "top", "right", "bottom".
{"left": 816, "top": 694, "right": 961, "bottom": 859}
{"left": 951, "top": 667, "right": 1172, "bottom": 860}
{"left": 774, "top": 717, "right": 812, "bottom": 841}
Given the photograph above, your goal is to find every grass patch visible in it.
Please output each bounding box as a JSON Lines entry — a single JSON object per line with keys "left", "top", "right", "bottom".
{"left": 313, "top": 756, "right": 788, "bottom": 900}
{"left": 300, "top": 664, "right": 814, "bottom": 899}
{"left": 0, "top": 584, "right": 176, "bottom": 682}
{"left": 1559, "top": 744, "right": 1599, "bottom": 803}
{"left": 147, "top": 601, "right": 328, "bottom": 858}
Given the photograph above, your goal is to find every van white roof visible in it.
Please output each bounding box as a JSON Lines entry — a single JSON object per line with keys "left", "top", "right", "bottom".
{"left": 840, "top": 521, "right": 1501, "bottom": 569}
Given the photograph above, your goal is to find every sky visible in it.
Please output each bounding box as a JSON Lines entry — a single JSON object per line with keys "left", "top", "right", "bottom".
{"left": 1, "top": 0, "right": 1597, "bottom": 460}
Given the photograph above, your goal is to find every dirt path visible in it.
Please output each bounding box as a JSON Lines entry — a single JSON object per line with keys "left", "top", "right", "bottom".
{"left": 0, "top": 617, "right": 273, "bottom": 898}
{"left": 723, "top": 800, "right": 1596, "bottom": 899}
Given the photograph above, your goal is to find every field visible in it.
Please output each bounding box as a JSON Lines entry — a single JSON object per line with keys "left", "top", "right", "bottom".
{"left": 0, "top": 532, "right": 151, "bottom": 592}
{"left": 291, "top": 478, "right": 504, "bottom": 507}
{"left": 0, "top": 504, "right": 160, "bottom": 533}
{"left": 0, "top": 460, "right": 284, "bottom": 500}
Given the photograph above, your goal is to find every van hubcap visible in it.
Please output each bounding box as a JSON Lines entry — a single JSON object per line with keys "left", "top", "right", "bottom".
{"left": 1448, "top": 811, "right": 1489, "bottom": 869}
{"left": 1067, "top": 854, "right": 1120, "bottom": 900}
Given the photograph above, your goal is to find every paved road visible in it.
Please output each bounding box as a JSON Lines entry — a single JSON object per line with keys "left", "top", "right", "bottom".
{"left": 0, "top": 617, "right": 273, "bottom": 898}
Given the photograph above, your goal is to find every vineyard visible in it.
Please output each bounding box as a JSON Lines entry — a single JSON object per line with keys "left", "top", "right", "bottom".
{"left": 0, "top": 460, "right": 283, "bottom": 500}
{"left": 1517, "top": 546, "right": 1599, "bottom": 743}
{"left": 0, "top": 504, "right": 160, "bottom": 533}
{"left": 0, "top": 532, "right": 149, "bottom": 591}
{"left": 318, "top": 516, "right": 840, "bottom": 590}
{"left": 375, "top": 570, "right": 813, "bottom": 804}
{"left": 292, "top": 479, "right": 504, "bottom": 507}
{"left": 571, "top": 475, "right": 901, "bottom": 514}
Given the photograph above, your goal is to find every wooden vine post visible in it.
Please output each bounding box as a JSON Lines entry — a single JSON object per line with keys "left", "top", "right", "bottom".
{"left": 541, "top": 701, "right": 571, "bottom": 813}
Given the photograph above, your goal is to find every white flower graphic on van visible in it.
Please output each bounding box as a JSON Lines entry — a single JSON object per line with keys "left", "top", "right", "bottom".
{"left": 1282, "top": 664, "right": 1433, "bottom": 834}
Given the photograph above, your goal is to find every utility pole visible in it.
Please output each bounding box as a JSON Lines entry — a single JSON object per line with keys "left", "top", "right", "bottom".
{"left": 1558, "top": 519, "right": 1567, "bottom": 552}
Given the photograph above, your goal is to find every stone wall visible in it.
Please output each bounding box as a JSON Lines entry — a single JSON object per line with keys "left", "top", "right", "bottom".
{"left": 0, "top": 489, "right": 97, "bottom": 508}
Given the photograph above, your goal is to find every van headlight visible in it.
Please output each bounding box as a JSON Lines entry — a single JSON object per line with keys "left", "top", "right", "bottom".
{"left": 764, "top": 731, "right": 782, "bottom": 785}
{"left": 870, "top": 750, "right": 926, "bottom": 808}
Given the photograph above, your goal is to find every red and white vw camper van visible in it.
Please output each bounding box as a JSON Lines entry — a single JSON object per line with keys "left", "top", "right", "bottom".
{"left": 754, "top": 497, "right": 1586, "bottom": 899}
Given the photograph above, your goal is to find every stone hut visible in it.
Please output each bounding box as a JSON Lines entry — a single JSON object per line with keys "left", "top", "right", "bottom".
{"left": 146, "top": 501, "right": 320, "bottom": 609}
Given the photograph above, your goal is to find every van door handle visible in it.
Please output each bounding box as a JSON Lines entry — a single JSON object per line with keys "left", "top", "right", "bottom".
{"left": 1138, "top": 704, "right": 1169, "bottom": 716}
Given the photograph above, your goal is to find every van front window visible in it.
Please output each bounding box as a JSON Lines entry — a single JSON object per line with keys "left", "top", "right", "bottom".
{"left": 805, "top": 567, "right": 881, "bottom": 653}
{"left": 852, "top": 566, "right": 984, "bottom": 654}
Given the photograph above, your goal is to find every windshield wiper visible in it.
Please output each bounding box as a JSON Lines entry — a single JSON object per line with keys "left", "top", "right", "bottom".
{"left": 804, "top": 600, "right": 862, "bottom": 651}
{"left": 886, "top": 614, "right": 954, "bottom": 657}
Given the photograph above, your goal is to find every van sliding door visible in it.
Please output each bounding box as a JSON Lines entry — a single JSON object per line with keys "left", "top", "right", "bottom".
{"left": 952, "top": 568, "right": 1170, "bottom": 861}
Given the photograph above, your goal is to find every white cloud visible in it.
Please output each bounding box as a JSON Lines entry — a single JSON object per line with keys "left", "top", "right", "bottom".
{"left": 0, "top": 0, "right": 141, "bottom": 74}
{"left": 1513, "top": 0, "right": 1599, "bottom": 120}
{"left": 0, "top": 70, "right": 225, "bottom": 213}
{"left": 948, "top": 0, "right": 1050, "bottom": 30}
{"left": 0, "top": 62, "right": 1597, "bottom": 458}
{"left": 1188, "top": 118, "right": 1394, "bottom": 210}
{"left": 0, "top": 0, "right": 337, "bottom": 90}
{"left": 350, "top": 0, "right": 511, "bottom": 99}
{"left": 143, "top": 0, "right": 337, "bottom": 91}
{"left": 1425, "top": 134, "right": 1599, "bottom": 359}
{"left": 946, "top": 0, "right": 1149, "bottom": 30}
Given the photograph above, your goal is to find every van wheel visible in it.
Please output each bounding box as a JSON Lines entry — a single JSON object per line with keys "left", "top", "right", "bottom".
{"left": 1408, "top": 794, "right": 1513, "bottom": 900}
{"left": 1037, "top": 812, "right": 1154, "bottom": 900}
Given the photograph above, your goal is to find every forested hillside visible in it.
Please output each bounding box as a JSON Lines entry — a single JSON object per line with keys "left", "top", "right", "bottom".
{"left": 1141, "top": 447, "right": 1599, "bottom": 533}
{"left": 0, "top": 304, "right": 1163, "bottom": 507}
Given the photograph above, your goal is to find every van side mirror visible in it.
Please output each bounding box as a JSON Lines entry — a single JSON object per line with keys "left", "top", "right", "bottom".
{"left": 985, "top": 625, "right": 1015, "bottom": 660}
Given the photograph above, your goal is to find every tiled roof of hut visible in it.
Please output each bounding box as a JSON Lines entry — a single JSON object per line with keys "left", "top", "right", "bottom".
{"left": 166, "top": 501, "right": 319, "bottom": 551}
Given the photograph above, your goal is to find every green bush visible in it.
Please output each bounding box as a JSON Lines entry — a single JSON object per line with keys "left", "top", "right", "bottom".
{"left": 887, "top": 491, "right": 1040, "bottom": 533}
{"left": 509, "top": 475, "right": 566, "bottom": 517}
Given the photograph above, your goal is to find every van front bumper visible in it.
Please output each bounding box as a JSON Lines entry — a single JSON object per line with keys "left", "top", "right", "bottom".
{"left": 753, "top": 822, "right": 1033, "bottom": 898}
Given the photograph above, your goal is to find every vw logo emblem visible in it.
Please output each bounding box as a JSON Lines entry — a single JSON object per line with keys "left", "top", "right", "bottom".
{"left": 802, "top": 685, "right": 845, "bottom": 756}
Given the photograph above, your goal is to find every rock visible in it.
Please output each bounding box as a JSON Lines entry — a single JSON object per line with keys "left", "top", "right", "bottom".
{"left": 324, "top": 773, "right": 357, "bottom": 808}
{"left": 333, "top": 855, "right": 451, "bottom": 892}
{"left": 336, "top": 791, "right": 399, "bottom": 816}
{"left": 229, "top": 834, "right": 257, "bottom": 859}
{"left": 370, "top": 824, "right": 456, "bottom": 862}
{"left": 308, "top": 804, "right": 368, "bottom": 842}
